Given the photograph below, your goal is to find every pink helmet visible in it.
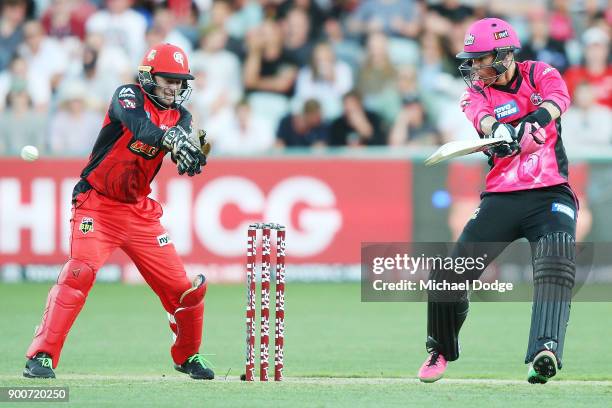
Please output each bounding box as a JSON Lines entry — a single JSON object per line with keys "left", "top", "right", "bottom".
{"left": 457, "top": 18, "right": 521, "bottom": 59}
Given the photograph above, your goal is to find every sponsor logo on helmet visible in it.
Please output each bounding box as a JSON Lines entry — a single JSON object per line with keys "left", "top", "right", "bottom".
{"left": 494, "top": 100, "right": 520, "bottom": 120}
{"left": 173, "top": 51, "right": 184, "bottom": 67}
{"left": 147, "top": 49, "right": 157, "bottom": 61}
{"left": 464, "top": 34, "right": 475, "bottom": 46}
{"left": 493, "top": 30, "right": 509, "bottom": 40}
{"left": 530, "top": 93, "right": 543, "bottom": 106}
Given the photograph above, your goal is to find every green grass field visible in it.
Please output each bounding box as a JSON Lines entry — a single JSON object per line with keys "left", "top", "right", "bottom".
{"left": 1, "top": 283, "right": 611, "bottom": 407}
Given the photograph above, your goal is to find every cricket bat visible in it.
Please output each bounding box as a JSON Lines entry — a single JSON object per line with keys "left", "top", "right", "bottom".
{"left": 424, "top": 136, "right": 511, "bottom": 166}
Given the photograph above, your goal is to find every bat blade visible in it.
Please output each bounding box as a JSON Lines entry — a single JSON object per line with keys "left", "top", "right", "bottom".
{"left": 424, "top": 137, "right": 509, "bottom": 166}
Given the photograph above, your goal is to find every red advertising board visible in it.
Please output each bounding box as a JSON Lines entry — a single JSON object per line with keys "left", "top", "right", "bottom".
{"left": 0, "top": 158, "right": 412, "bottom": 269}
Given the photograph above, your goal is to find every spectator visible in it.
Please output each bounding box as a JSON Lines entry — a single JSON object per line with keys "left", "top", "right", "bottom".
{"left": 562, "top": 82, "right": 612, "bottom": 149}
{"left": 282, "top": 7, "right": 314, "bottom": 67}
{"left": 0, "top": 55, "right": 51, "bottom": 112}
{"left": 18, "top": 21, "right": 69, "bottom": 93}
{"left": 192, "top": 27, "right": 242, "bottom": 105}
{"left": 149, "top": 7, "right": 193, "bottom": 55}
{"left": 356, "top": 31, "right": 401, "bottom": 125}
{"left": 189, "top": 33, "right": 242, "bottom": 130}
{"left": 418, "top": 31, "right": 455, "bottom": 92}
{"left": 276, "top": 0, "right": 327, "bottom": 40}
{"left": 389, "top": 94, "right": 441, "bottom": 146}
{"left": 329, "top": 90, "right": 385, "bottom": 146}
{"left": 62, "top": 32, "right": 131, "bottom": 109}
{"left": 243, "top": 20, "right": 298, "bottom": 97}
{"left": 47, "top": 81, "right": 103, "bottom": 155}
{"left": 293, "top": 42, "right": 353, "bottom": 119}
{"left": 226, "top": 0, "right": 264, "bottom": 40}
{"left": 0, "top": 0, "right": 27, "bottom": 71}
{"left": 0, "top": 87, "right": 46, "bottom": 155}
{"left": 347, "top": 0, "right": 421, "bottom": 39}
{"left": 323, "top": 17, "right": 363, "bottom": 76}
{"left": 276, "top": 98, "right": 328, "bottom": 147}
{"left": 175, "top": 3, "right": 201, "bottom": 49}
{"left": 204, "top": 0, "right": 245, "bottom": 60}
{"left": 549, "top": 0, "right": 575, "bottom": 42}
{"left": 564, "top": 27, "right": 611, "bottom": 108}
{"left": 41, "top": 0, "right": 96, "bottom": 40}
{"left": 520, "top": 7, "right": 570, "bottom": 73}
{"left": 85, "top": 0, "right": 147, "bottom": 65}
{"left": 427, "top": 0, "right": 474, "bottom": 25}
{"left": 207, "top": 99, "right": 275, "bottom": 154}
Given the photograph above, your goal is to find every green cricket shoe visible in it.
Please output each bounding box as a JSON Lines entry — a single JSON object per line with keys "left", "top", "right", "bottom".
{"left": 174, "top": 353, "right": 214, "bottom": 380}
{"left": 23, "top": 352, "right": 55, "bottom": 379}
{"left": 527, "top": 350, "right": 558, "bottom": 384}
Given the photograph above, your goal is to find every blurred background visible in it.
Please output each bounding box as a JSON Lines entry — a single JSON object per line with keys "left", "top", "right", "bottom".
{"left": 0, "top": 0, "right": 611, "bottom": 283}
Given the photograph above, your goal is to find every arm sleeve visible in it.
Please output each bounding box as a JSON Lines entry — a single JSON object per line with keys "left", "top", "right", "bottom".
{"left": 460, "top": 88, "right": 494, "bottom": 135}
{"left": 108, "top": 85, "right": 166, "bottom": 146}
{"left": 532, "top": 62, "right": 571, "bottom": 114}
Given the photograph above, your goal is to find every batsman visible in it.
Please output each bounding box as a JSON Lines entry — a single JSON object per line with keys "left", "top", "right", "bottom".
{"left": 418, "top": 18, "right": 577, "bottom": 384}
{"left": 23, "top": 43, "right": 214, "bottom": 380}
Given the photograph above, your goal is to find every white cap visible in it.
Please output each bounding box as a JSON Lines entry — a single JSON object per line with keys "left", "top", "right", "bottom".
{"left": 582, "top": 27, "right": 609, "bottom": 46}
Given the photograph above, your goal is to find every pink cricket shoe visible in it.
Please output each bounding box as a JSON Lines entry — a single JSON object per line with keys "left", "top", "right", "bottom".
{"left": 418, "top": 352, "right": 447, "bottom": 383}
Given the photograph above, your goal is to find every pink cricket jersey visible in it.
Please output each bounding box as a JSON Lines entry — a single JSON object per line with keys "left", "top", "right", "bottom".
{"left": 461, "top": 60, "right": 571, "bottom": 192}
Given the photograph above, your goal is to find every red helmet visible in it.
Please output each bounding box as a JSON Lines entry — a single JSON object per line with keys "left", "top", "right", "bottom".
{"left": 138, "top": 43, "right": 194, "bottom": 107}
{"left": 139, "top": 43, "right": 194, "bottom": 80}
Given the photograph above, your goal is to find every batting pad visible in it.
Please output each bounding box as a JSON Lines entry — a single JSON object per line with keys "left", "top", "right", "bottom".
{"left": 525, "top": 232, "right": 575, "bottom": 367}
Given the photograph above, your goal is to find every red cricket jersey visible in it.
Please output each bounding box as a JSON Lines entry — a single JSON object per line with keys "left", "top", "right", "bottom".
{"left": 73, "top": 84, "right": 192, "bottom": 203}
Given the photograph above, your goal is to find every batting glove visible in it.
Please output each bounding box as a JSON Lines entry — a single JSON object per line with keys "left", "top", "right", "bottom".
{"left": 516, "top": 108, "right": 552, "bottom": 144}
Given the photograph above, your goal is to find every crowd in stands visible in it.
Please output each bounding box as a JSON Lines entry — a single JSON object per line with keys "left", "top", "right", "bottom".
{"left": 0, "top": 0, "right": 610, "bottom": 156}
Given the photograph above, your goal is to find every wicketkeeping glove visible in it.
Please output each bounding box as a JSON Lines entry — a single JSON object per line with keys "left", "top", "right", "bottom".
{"left": 162, "top": 125, "right": 205, "bottom": 176}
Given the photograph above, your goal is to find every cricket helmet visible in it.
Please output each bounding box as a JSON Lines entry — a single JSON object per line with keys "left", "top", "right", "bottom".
{"left": 456, "top": 18, "right": 521, "bottom": 89}
{"left": 137, "top": 43, "right": 194, "bottom": 107}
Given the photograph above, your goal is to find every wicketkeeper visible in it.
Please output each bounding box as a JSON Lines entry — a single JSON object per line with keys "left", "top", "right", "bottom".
{"left": 23, "top": 43, "right": 214, "bottom": 380}
{"left": 418, "top": 18, "right": 577, "bottom": 384}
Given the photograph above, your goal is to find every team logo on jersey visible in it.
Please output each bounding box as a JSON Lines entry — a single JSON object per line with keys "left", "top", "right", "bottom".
{"left": 493, "top": 30, "right": 509, "bottom": 40}
{"left": 129, "top": 140, "right": 159, "bottom": 158}
{"left": 119, "top": 98, "right": 136, "bottom": 109}
{"left": 464, "top": 34, "right": 475, "bottom": 46}
{"left": 157, "top": 233, "right": 172, "bottom": 247}
{"left": 494, "top": 100, "right": 520, "bottom": 120}
{"left": 79, "top": 217, "right": 94, "bottom": 234}
{"left": 173, "top": 52, "right": 184, "bottom": 67}
{"left": 530, "top": 93, "right": 543, "bottom": 106}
